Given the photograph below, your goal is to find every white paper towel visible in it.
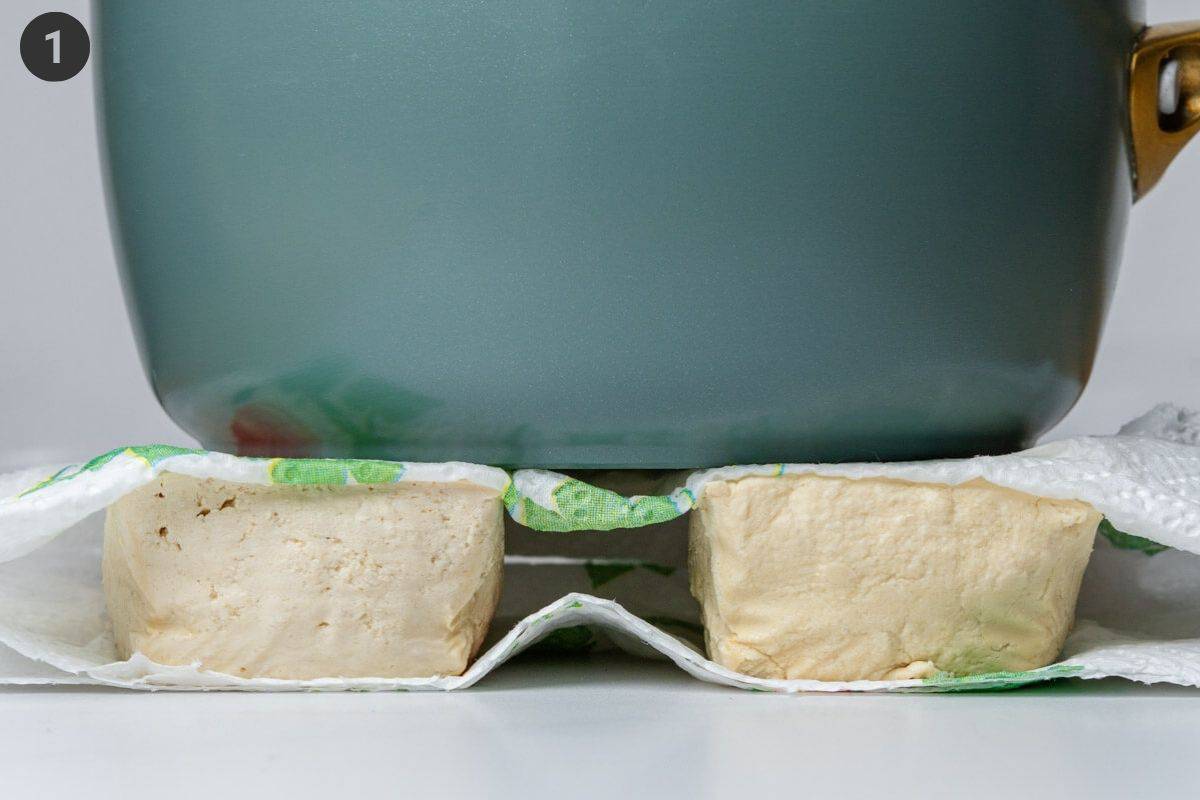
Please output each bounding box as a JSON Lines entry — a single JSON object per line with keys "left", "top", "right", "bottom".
{"left": 0, "top": 405, "right": 1196, "bottom": 692}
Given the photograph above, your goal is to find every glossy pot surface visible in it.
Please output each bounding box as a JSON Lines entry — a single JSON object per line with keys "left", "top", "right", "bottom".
{"left": 100, "top": 1, "right": 1149, "bottom": 467}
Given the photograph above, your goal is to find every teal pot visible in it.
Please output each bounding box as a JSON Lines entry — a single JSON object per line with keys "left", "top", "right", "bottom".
{"left": 96, "top": 1, "right": 1200, "bottom": 467}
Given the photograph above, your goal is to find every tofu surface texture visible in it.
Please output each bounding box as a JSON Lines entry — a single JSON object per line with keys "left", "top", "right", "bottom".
{"left": 688, "top": 475, "right": 1100, "bottom": 681}
{"left": 103, "top": 473, "right": 504, "bottom": 679}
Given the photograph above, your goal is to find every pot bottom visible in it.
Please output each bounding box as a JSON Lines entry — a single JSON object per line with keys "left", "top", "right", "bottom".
{"left": 206, "top": 432, "right": 1034, "bottom": 470}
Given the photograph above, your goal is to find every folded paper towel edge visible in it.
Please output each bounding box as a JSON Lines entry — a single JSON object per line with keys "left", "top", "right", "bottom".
{"left": 13, "top": 593, "right": 1195, "bottom": 693}
{"left": 1, "top": 405, "right": 1197, "bottom": 560}
{"left": 517, "top": 404, "right": 1200, "bottom": 549}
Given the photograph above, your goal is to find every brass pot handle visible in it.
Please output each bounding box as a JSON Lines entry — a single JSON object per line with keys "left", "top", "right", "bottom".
{"left": 1131, "top": 22, "right": 1200, "bottom": 199}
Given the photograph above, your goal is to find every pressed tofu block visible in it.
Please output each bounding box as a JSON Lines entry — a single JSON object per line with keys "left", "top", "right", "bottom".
{"left": 688, "top": 475, "right": 1100, "bottom": 681}
{"left": 103, "top": 473, "right": 504, "bottom": 679}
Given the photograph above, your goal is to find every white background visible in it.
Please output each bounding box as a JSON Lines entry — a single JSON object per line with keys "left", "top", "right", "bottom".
{"left": 2, "top": 2, "right": 1199, "bottom": 798}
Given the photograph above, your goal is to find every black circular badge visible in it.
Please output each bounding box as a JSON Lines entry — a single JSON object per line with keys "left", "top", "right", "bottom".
{"left": 21, "top": 12, "right": 90, "bottom": 82}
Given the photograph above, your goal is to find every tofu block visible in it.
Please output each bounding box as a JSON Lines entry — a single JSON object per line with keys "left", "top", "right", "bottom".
{"left": 103, "top": 473, "right": 504, "bottom": 679}
{"left": 688, "top": 475, "right": 1099, "bottom": 681}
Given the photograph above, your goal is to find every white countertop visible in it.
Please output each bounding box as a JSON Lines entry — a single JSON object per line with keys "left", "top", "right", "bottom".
{"left": 2, "top": 653, "right": 1198, "bottom": 799}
